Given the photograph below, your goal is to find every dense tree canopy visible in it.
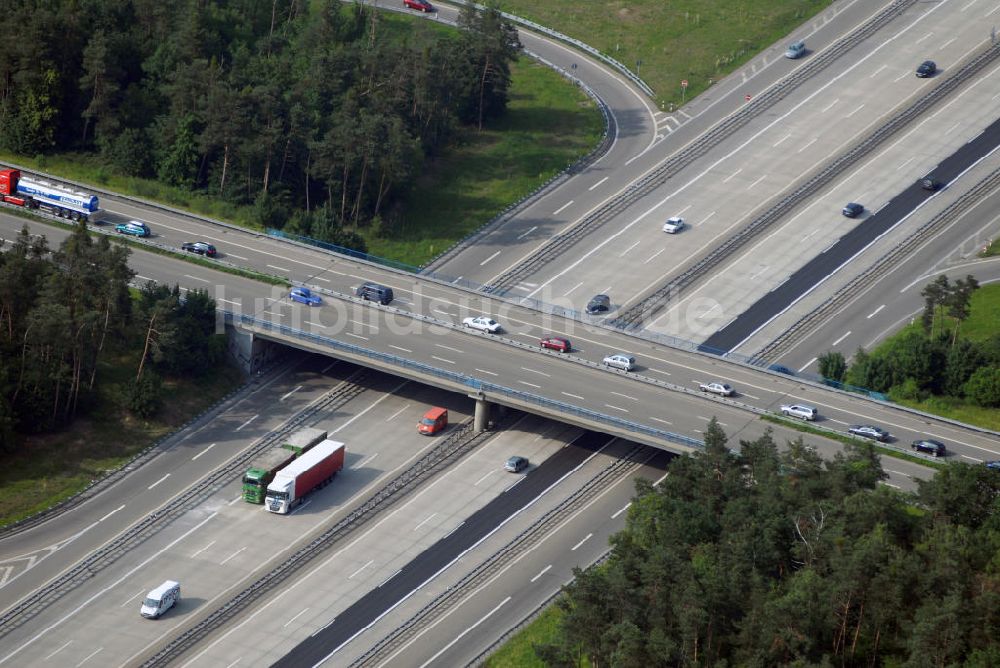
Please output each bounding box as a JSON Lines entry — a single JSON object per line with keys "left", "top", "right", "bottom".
{"left": 0, "top": 0, "right": 520, "bottom": 243}
{"left": 0, "top": 225, "right": 223, "bottom": 449}
{"left": 541, "top": 421, "right": 1000, "bottom": 666}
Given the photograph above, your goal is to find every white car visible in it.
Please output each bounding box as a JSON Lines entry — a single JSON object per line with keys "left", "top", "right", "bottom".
{"left": 781, "top": 404, "right": 818, "bottom": 421}
{"left": 699, "top": 382, "right": 734, "bottom": 397}
{"left": 603, "top": 353, "right": 636, "bottom": 371}
{"left": 462, "top": 316, "right": 501, "bottom": 334}
{"left": 662, "top": 217, "right": 685, "bottom": 234}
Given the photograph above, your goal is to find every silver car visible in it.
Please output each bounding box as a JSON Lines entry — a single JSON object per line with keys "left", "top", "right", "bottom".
{"left": 603, "top": 353, "right": 636, "bottom": 371}
{"left": 781, "top": 404, "right": 817, "bottom": 420}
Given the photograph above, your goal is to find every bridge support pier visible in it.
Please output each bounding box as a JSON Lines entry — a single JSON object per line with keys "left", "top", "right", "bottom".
{"left": 472, "top": 396, "right": 492, "bottom": 432}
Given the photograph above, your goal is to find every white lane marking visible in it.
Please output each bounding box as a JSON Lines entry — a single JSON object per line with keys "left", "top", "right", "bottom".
{"left": 431, "top": 356, "right": 455, "bottom": 365}
{"left": 866, "top": 304, "right": 886, "bottom": 319}
{"left": 961, "top": 454, "right": 982, "bottom": 462}
{"left": 119, "top": 590, "right": 144, "bottom": 607}
{"left": 192, "top": 443, "right": 216, "bottom": 461}
{"left": 845, "top": 103, "right": 865, "bottom": 118}
{"left": 530, "top": 565, "right": 552, "bottom": 583}
{"left": 588, "top": 176, "right": 609, "bottom": 191}
{"left": 619, "top": 239, "right": 642, "bottom": 257}
{"left": 389, "top": 345, "right": 412, "bottom": 353}
{"left": 797, "top": 137, "right": 818, "bottom": 152}
{"left": 0, "top": 511, "right": 219, "bottom": 665}
{"left": 516, "top": 226, "right": 538, "bottom": 239}
{"left": 386, "top": 405, "right": 409, "bottom": 422}
{"left": 147, "top": 474, "right": 170, "bottom": 491}
{"left": 417, "top": 597, "right": 512, "bottom": 668}
{"left": 322, "top": 360, "right": 338, "bottom": 373}
{"left": 869, "top": 64, "right": 887, "bottom": 78}
{"left": 228, "top": 496, "right": 242, "bottom": 506}
{"left": 220, "top": 547, "right": 247, "bottom": 566}
{"left": 43, "top": 641, "right": 71, "bottom": 660}
{"left": 571, "top": 533, "right": 593, "bottom": 551}
{"left": 474, "top": 470, "right": 497, "bottom": 486}
{"left": 644, "top": 248, "right": 665, "bottom": 264}
{"left": 772, "top": 133, "right": 791, "bottom": 147}
{"left": 281, "top": 385, "right": 302, "bottom": 401}
{"left": 650, "top": 417, "right": 672, "bottom": 425}
{"left": 562, "top": 280, "right": 583, "bottom": 296}
{"left": 346, "top": 333, "right": 368, "bottom": 341}
{"left": 610, "top": 391, "right": 637, "bottom": 401}
{"left": 75, "top": 647, "right": 103, "bottom": 667}
{"left": 183, "top": 275, "right": 209, "bottom": 283}
{"left": 474, "top": 368, "right": 498, "bottom": 376}
{"left": 434, "top": 343, "right": 463, "bottom": 354}
{"left": 354, "top": 453, "right": 378, "bottom": 470}
{"left": 433, "top": 307, "right": 452, "bottom": 316}
{"left": 745, "top": 174, "right": 767, "bottom": 190}
{"left": 798, "top": 357, "right": 817, "bottom": 373}
{"left": 224, "top": 659, "right": 241, "bottom": 668}
{"left": 611, "top": 502, "right": 632, "bottom": 519}
{"left": 553, "top": 200, "right": 573, "bottom": 215}
{"left": 303, "top": 320, "right": 323, "bottom": 329}
{"left": 283, "top": 608, "right": 310, "bottom": 628}
{"left": 191, "top": 541, "right": 216, "bottom": 559}
{"left": 604, "top": 404, "right": 628, "bottom": 413}
{"left": 235, "top": 414, "right": 258, "bottom": 432}
{"left": 561, "top": 392, "right": 584, "bottom": 400}
{"left": 98, "top": 505, "right": 125, "bottom": 522}
{"left": 521, "top": 367, "right": 550, "bottom": 377}
{"left": 266, "top": 264, "right": 290, "bottom": 272}
{"left": 896, "top": 156, "right": 915, "bottom": 171}
{"left": 413, "top": 514, "right": 438, "bottom": 532}
{"left": 349, "top": 560, "right": 375, "bottom": 579}
{"left": 0, "top": 566, "right": 14, "bottom": 588}
{"left": 722, "top": 168, "right": 742, "bottom": 183}
{"left": 519, "top": 381, "right": 542, "bottom": 389}
{"left": 479, "top": 250, "right": 501, "bottom": 266}
{"left": 832, "top": 331, "right": 852, "bottom": 346}
{"left": 938, "top": 36, "right": 957, "bottom": 50}
{"left": 820, "top": 98, "right": 839, "bottom": 112}
{"left": 647, "top": 368, "right": 671, "bottom": 376}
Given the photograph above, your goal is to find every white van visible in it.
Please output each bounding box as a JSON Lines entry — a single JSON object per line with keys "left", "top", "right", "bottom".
{"left": 140, "top": 580, "right": 180, "bottom": 619}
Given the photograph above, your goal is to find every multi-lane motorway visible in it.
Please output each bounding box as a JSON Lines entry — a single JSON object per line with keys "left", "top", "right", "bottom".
{"left": 3, "top": 0, "right": 1000, "bottom": 665}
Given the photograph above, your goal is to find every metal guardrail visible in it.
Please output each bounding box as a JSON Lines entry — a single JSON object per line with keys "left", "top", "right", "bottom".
{"left": 448, "top": 0, "right": 654, "bottom": 97}
{"left": 230, "top": 311, "right": 704, "bottom": 450}
{"left": 610, "top": 37, "right": 1000, "bottom": 329}
{"left": 482, "top": 0, "right": 920, "bottom": 297}
{"left": 0, "top": 373, "right": 369, "bottom": 637}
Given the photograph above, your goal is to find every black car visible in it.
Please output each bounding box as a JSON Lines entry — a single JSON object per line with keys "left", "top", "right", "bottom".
{"left": 915, "top": 60, "right": 936, "bottom": 78}
{"left": 849, "top": 425, "right": 890, "bottom": 442}
{"left": 984, "top": 461, "right": 1000, "bottom": 471}
{"left": 920, "top": 177, "right": 941, "bottom": 191}
{"left": 768, "top": 364, "right": 794, "bottom": 376}
{"left": 912, "top": 439, "right": 946, "bottom": 457}
{"left": 181, "top": 241, "right": 217, "bottom": 257}
{"left": 842, "top": 202, "right": 864, "bottom": 218}
{"left": 586, "top": 294, "right": 611, "bottom": 314}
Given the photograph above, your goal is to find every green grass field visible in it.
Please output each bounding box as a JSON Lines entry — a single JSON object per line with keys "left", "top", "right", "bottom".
{"left": 485, "top": 605, "right": 583, "bottom": 668}
{"left": 0, "top": 351, "right": 244, "bottom": 528}
{"left": 496, "top": 0, "right": 832, "bottom": 106}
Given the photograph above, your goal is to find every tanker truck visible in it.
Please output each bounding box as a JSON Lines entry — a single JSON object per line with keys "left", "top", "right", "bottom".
{"left": 0, "top": 169, "right": 100, "bottom": 222}
{"left": 242, "top": 427, "right": 327, "bottom": 503}
{"left": 265, "top": 440, "right": 346, "bottom": 514}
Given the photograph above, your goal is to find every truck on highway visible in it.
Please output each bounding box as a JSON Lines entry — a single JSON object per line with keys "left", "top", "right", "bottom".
{"left": 242, "top": 427, "right": 328, "bottom": 503}
{"left": 0, "top": 168, "right": 100, "bottom": 222}
{"left": 265, "top": 439, "right": 346, "bottom": 514}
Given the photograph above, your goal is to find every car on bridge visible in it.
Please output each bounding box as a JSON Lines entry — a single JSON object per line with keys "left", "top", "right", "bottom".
{"left": 912, "top": 439, "right": 946, "bottom": 457}
{"left": 985, "top": 461, "right": 1000, "bottom": 471}
{"left": 116, "top": 220, "right": 150, "bottom": 237}
{"left": 698, "top": 382, "right": 734, "bottom": 397}
{"left": 181, "top": 241, "right": 217, "bottom": 257}
{"left": 463, "top": 315, "right": 501, "bottom": 333}
{"left": 540, "top": 336, "right": 571, "bottom": 352}
{"left": 404, "top": 0, "right": 433, "bottom": 10}
{"left": 505, "top": 455, "right": 529, "bottom": 473}
{"left": 289, "top": 287, "right": 322, "bottom": 306}
{"left": 586, "top": 294, "right": 611, "bottom": 314}
{"left": 603, "top": 353, "right": 635, "bottom": 371}
{"left": 848, "top": 425, "right": 890, "bottom": 442}
{"left": 781, "top": 404, "right": 817, "bottom": 421}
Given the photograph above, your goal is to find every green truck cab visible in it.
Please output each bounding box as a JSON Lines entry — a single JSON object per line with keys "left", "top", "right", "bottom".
{"left": 242, "top": 427, "right": 327, "bottom": 503}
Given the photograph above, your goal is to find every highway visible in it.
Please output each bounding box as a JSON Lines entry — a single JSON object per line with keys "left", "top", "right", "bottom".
{"left": 2, "top": 0, "right": 999, "bottom": 665}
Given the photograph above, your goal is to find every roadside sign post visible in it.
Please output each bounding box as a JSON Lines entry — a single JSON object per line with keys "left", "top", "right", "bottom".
{"left": 681, "top": 79, "right": 688, "bottom": 104}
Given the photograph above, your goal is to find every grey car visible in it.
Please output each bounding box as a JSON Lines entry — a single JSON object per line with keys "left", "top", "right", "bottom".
{"left": 848, "top": 425, "right": 889, "bottom": 442}
{"left": 504, "top": 456, "right": 529, "bottom": 473}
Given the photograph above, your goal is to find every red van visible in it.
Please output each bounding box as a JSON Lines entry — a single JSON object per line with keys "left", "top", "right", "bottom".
{"left": 418, "top": 407, "right": 448, "bottom": 435}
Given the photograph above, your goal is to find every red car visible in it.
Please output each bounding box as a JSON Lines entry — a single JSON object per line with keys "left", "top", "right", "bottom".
{"left": 540, "top": 336, "right": 571, "bottom": 353}
{"left": 404, "top": 0, "right": 433, "bottom": 11}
